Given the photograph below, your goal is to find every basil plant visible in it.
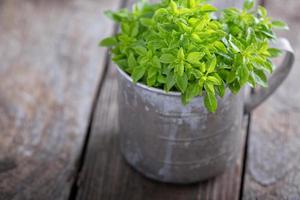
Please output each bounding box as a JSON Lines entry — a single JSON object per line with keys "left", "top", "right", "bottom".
{"left": 100, "top": 0, "right": 288, "bottom": 112}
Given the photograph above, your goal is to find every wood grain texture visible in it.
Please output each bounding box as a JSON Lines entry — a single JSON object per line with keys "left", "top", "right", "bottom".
{"left": 76, "top": 64, "right": 249, "bottom": 200}
{"left": 242, "top": 0, "right": 300, "bottom": 199}
{"left": 0, "top": 0, "right": 121, "bottom": 199}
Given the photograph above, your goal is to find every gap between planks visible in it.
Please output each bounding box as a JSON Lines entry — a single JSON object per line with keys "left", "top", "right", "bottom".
{"left": 68, "top": 0, "right": 129, "bottom": 199}
{"left": 239, "top": 113, "right": 252, "bottom": 200}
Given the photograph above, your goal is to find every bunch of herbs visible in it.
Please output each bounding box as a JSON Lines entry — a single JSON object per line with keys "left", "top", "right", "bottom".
{"left": 100, "top": 0, "right": 288, "bottom": 112}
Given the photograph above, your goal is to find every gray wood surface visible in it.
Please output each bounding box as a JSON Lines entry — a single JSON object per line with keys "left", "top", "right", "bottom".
{"left": 1, "top": 0, "right": 299, "bottom": 199}
{"left": 0, "top": 0, "right": 121, "bottom": 199}
{"left": 76, "top": 64, "right": 249, "bottom": 200}
{"left": 242, "top": 0, "right": 300, "bottom": 199}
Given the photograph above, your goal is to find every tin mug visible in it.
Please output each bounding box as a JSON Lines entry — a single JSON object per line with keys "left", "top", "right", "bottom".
{"left": 117, "top": 38, "right": 294, "bottom": 183}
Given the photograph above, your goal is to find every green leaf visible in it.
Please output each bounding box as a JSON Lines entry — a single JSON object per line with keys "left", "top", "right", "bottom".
{"left": 228, "top": 80, "right": 241, "bottom": 94}
{"left": 187, "top": 0, "right": 196, "bottom": 8}
{"left": 258, "top": 6, "right": 267, "bottom": 17}
{"left": 199, "top": 4, "right": 217, "bottom": 12}
{"left": 128, "top": 53, "right": 137, "bottom": 68}
{"left": 216, "top": 83, "right": 225, "bottom": 97}
{"left": 182, "top": 83, "right": 200, "bottom": 104}
{"left": 157, "top": 74, "right": 166, "bottom": 84}
{"left": 248, "top": 72, "right": 256, "bottom": 88}
{"left": 160, "top": 54, "right": 176, "bottom": 64}
{"left": 268, "top": 48, "right": 282, "bottom": 57}
{"left": 132, "top": 66, "right": 146, "bottom": 82}
{"left": 204, "top": 82, "right": 215, "bottom": 95}
{"left": 133, "top": 46, "right": 147, "bottom": 56}
{"left": 176, "top": 74, "right": 188, "bottom": 93}
{"left": 121, "top": 23, "right": 131, "bottom": 35}
{"left": 99, "top": 37, "right": 117, "bottom": 47}
{"left": 175, "top": 62, "right": 185, "bottom": 76}
{"left": 272, "top": 20, "right": 289, "bottom": 30}
{"left": 207, "top": 76, "right": 222, "bottom": 85}
{"left": 238, "top": 66, "right": 249, "bottom": 86}
{"left": 214, "top": 41, "right": 227, "bottom": 53}
{"left": 204, "top": 91, "right": 217, "bottom": 112}
{"left": 131, "top": 22, "right": 139, "bottom": 37}
{"left": 259, "top": 30, "right": 276, "bottom": 39}
{"left": 178, "top": 48, "right": 185, "bottom": 61}
{"left": 253, "top": 69, "right": 268, "bottom": 87}
{"left": 104, "top": 10, "right": 128, "bottom": 22}
{"left": 227, "top": 70, "right": 236, "bottom": 83}
{"left": 140, "top": 18, "right": 153, "bottom": 27}
{"left": 187, "top": 52, "right": 205, "bottom": 64}
{"left": 252, "top": 56, "right": 273, "bottom": 73}
{"left": 152, "top": 56, "right": 161, "bottom": 69}
{"left": 147, "top": 67, "right": 158, "bottom": 86}
{"left": 207, "top": 56, "right": 217, "bottom": 73}
{"left": 148, "top": 67, "right": 157, "bottom": 78}
{"left": 170, "top": 0, "right": 178, "bottom": 13}
{"left": 198, "top": 62, "right": 206, "bottom": 73}
{"left": 228, "top": 35, "right": 241, "bottom": 53}
{"left": 198, "top": 77, "right": 205, "bottom": 96}
{"left": 243, "top": 0, "right": 254, "bottom": 10}
{"left": 100, "top": 0, "right": 289, "bottom": 112}
{"left": 166, "top": 72, "right": 176, "bottom": 91}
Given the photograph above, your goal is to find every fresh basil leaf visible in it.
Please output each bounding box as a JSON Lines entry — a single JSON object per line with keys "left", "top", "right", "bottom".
{"left": 187, "top": 52, "right": 205, "bottom": 64}
{"left": 99, "top": 37, "right": 117, "bottom": 47}
{"left": 204, "top": 82, "right": 215, "bottom": 95}
{"left": 175, "top": 62, "right": 185, "bottom": 76}
{"left": 176, "top": 74, "right": 188, "bottom": 93}
{"left": 207, "top": 76, "right": 222, "bottom": 85}
{"left": 204, "top": 91, "right": 217, "bottom": 113}
{"left": 200, "top": 4, "right": 217, "bottom": 12}
{"left": 133, "top": 46, "right": 147, "bottom": 56}
{"left": 101, "top": 0, "right": 288, "bottom": 112}
{"left": 272, "top": 20, "right": 289, "bottom": 30}
{"left": 253, "top": 69, "right": 268, "bottom": 87}
{"left": 160, "top": 54, "right": 176, "bottom": 64}
{"left": 178, "top": 48, "right": 185, "bottom": 61}
{"left": 207, "top": 56, "right": 217, "bottom": 73}
{"left": 140, "top": 18, "right": 154, "bottom": 27}
{"left": 166, "top": 72, "right": 176, "bottom": 91}
{"left": 238, "top": 66, "right": 249, "bottom": 86}
{"left": 183, "top": 83, "right": 200, "bottom": 104}
{"left": 258, "top": 6, "right": 267, "bottom": 17}
{"left": 216, "top": 83, "right": 225, "bottom": 97}
{"left": 268, "top": 48, "right": 282, "bottom": 57}
{"left": 243, "top": 0, "right": 254, "bottom": 11}
{"left": 128, "top": 53, "right": 137, "bottom": 68}
{"left": 214, "top": 41, "right": 227, "bottom": 53}
{"left": 228, "top": 80, "right": 241, "bottom": 94}
{"left": 132, "top": 66, "right": 146, "bottom": 82}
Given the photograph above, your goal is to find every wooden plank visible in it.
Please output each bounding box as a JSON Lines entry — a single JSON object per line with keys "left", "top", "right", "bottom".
{"left": 242, "top": 0, "right": 300, "bottom": 199}
{"left": 0, "top": 0, "right": 121, "bottom": 199}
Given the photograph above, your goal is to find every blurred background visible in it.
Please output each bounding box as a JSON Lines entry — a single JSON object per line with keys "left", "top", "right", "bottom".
{"left": 0, "top": 0, "right": 299, "bottom": 200}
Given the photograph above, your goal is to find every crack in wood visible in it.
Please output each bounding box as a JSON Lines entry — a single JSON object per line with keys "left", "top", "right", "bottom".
{"left": 67, "top": 0, "right": 129, "bottom": 199}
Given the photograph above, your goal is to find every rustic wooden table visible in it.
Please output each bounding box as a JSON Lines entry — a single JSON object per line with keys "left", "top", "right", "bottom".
{"left": 0, "top": 0, "right": 299, "bottom": 199}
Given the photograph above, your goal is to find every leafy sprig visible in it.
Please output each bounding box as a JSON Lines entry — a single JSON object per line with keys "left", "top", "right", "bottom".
{"left": 100, "top": 0, "right": 288, "bottom": 112}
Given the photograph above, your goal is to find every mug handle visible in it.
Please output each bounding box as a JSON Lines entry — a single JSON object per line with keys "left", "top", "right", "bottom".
{"left": 244, "top": 38, "right": 295, "bottom": 113}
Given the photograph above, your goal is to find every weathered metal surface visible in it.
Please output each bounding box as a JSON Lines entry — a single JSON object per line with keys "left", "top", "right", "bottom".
{"left": 76, "top": 65, "right": 248, "bottom": 200}
{"left": 117, "top": 67, "right": 244, "bottom": 183}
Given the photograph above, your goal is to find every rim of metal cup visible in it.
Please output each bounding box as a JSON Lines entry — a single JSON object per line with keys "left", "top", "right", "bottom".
{"left": 115, "top": 66, "right": 182, "bottom": 97}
